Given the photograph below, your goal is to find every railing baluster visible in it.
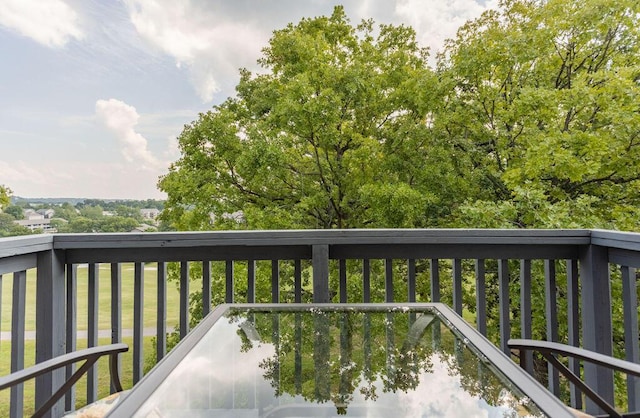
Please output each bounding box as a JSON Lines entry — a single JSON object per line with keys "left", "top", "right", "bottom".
{"left": 157, "top": 262, "right": 167, "bottom": 362}
{"left": 201, "top": 261, "right": 210, "bottom": 316}
{"left": 180, "top": 262, "right": 189, "bottom": 338}
{"left": 430, "top": 259, "right": 440, "bottom": 302}
{"left": 498, "top": 259, "right": 510, "bottom": 355}
{"left": 133, "top": 262, "right": 144, "bottom": 384}
{"left": 407, "top": 259, "right": 416, "bottom": 302}
{"left": 452, "top": 259, "right": 462, "bottom": 315}
{"left": 271, "top": 260, "right": 279, "bottom": 303}
{"left": 544, "top": 260, "right": 560, "bottom": 396}
{"left": 247, "top": 260, "right": 255, "bottom": 303}
{"left": 385, "top": 259, "right": 393, "bottom": 302}
{"left": 10, "top": 270, "right": 26, "bottom": 418}
{"left": 110, "top": 263, "right": 122, "bottom": 346}
{"left": 475, "top": 259, "right": 486, "bottom": 336}
{"left": 225, "top": 260, "right": 234, "bottom": 303}
{"left": 294, "top": 260, "right": 302, "bottom": 303}
{"left": 519, "top": 259, "right": 533, "bottom": 376}
{"left": 65, "top": 264, "right": 77, "bottom": 411}
{"left": 87, "top": 264, "right": 99, "bottom": 403}
{"left": 362, "top": 259, "right": 370, "bottom": 303}
{"left": 339, "top": 259, "right": 347, "bottom": 303}
{"left": 621, "top": 265, "right": 640, "bottom": 410}
{"left": 566, "top": 259, "right": 582, "bottom": 410}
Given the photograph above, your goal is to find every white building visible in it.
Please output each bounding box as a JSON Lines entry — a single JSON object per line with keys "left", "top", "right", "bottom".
{"left": 15, "top": 219, "right": 57, "bottom": 233}
{"left": 140, "top": 208, "right": 161, "bottom": 220}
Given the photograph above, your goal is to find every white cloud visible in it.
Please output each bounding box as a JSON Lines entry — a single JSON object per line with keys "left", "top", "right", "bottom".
{"left": 0, "top": 159, "right": 166, "bottom": 199}
{"left": 0, "top": 0, "right": 83, "bottom": 48}
{"left": 395, "top": 0, "right": 498, "bottom": 59}
{"left": 95, "top": 99, "right": 163, "bottom": 171}
{"left": 123, "top": 0, "right": 266, "bottom": 102}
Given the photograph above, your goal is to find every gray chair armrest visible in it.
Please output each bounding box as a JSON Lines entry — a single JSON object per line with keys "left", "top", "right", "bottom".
{"left": 509, "top": 339, "right": 640, "bottom": 418}
{"left": 0, "top": 343, "right": 128, "bottom": 418}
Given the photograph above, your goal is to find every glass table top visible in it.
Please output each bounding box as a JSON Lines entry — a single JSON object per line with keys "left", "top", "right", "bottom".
{"left": 110, "top": 304, "right": 572, "bottom": 418}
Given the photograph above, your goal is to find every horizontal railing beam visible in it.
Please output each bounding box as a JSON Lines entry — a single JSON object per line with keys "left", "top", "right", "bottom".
{"left": 330, "top": 244, "right": 579, "bottom": 260}
{"left": 0, "top": 254, "right": 37, "bottom": 275}
{"left": 64, "top": 246, "right": 312, "bottom": 264}
{"left": 63, "top": 243, "right": 583, "bottom": 265}
{"left": 591, "top": 229, "right": 640, "bottom": 251}
{"left": 608, "top": 247, "right": 640, "bottom": 269}
{"left": 52, "top": 229, "right": 592, "bottom": 250}
{"left": 0, "top": 235, "right": 54, "bottom": 258}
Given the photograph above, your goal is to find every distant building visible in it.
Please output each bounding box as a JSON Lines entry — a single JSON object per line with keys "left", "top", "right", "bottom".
{"left": 36, "top": 208, "right": 55, "bottom": 219}
{"left": 23, "top": 209, "right": 44, "bottom": 220}
{"left": 15, "top": 218, "right": 56, "bottom": 233}
{"left": 140, "top": 208, "right": 160, "bottom": 220}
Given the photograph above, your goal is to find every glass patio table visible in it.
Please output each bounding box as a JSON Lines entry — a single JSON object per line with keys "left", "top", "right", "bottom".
{"left": 108, "top": 303, "right": 573, "bottom": 417}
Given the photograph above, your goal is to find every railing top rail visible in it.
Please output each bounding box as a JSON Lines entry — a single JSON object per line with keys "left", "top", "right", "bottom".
{"left": 6, "top": 229, "right": 640, "bottom": 257}
{"left": 0, "top": 234, "right": 54, "bottom": 258}
{"left": 590, "top": 229, "right": 640, "bottom": 252}
{"left": 50, "top": 229, "right": 593, "bottom": 249}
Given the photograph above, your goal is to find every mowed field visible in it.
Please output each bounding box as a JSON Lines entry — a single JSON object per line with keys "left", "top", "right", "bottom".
{"left": 0, "top": 263, "right": 183, "bottom": 416}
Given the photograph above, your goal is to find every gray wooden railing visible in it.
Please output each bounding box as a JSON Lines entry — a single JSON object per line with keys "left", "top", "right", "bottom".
{"left": 0, "top": 229, "right": 639, "bottom": 417}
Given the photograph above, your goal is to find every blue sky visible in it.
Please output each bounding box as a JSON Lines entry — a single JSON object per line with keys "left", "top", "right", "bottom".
{"left": 0, "top": 0, "right": 496, "bottom": 199}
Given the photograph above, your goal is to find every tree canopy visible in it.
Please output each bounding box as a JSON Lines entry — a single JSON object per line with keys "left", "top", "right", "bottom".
{"left": 160, "top": 6, "right": 474, "bottom": 230}
{"left": 161, "top": 1, "right": 640, "bottom": 232}
{"left": 438, "top": 0, "right": 640, "bottom": 229}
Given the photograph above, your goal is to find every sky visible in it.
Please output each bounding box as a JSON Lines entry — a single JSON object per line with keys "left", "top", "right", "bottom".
{"left": 0, "top": 0, "right": 497, "bottom": 200}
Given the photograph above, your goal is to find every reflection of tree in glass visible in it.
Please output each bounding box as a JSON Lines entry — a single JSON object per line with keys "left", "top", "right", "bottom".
{"left": 225, "top": 308, "right": 538, "bottom": 416}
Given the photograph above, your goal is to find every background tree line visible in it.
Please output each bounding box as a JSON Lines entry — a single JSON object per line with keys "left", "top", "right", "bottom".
{"left": 0, "top": 192, "right": 166, "bottom": 236}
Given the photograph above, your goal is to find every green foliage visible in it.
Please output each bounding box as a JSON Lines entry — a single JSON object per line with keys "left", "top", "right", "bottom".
{"left": 53, "top": 202, "right": 79, "bottom": 221}
{"left": 78, "top": 205, "right": 104, "bottom": 220}
{"left": 3, "top": 205, "right": 24, "bottom": 220}
{"left": 160, "top": 6, "right": 465, "bottom": 230}
{"left": 0, "top": 213, "right": 31, "bottom": 237}
{"left": 57, "top": 215, "right": 139, "bottom": 233}
{"left": 438, "top": 0, "right": 640, "bottom": 230}
{"left": 114, "top": 205, "right": 143, "bottom": 221}
{"left": 0, "top": 185, "right": 11, "bottom": 211}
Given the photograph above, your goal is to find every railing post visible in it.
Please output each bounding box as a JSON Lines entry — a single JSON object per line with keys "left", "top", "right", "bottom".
{"left": 312, "top": 244, "right": 329, "bottom": 303}
{"left": 579, "top": 244, "right": 614, "bottom": 414}
{"left": 11, "top": 271, "right": 27, "bottom": 417}
{"left": 110, "top": 263, "right": 122, "bottom": 394}
{"left": 35, "top": 249, "right": 66, "bottom": 418}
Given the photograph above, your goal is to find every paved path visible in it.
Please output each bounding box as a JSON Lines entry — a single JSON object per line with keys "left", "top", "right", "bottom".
{"left": 0, "top": 327, "right": 173, "bottom": 341}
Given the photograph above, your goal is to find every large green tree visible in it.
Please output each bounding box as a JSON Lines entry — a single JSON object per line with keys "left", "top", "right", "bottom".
{"left": 437, "top": 0, "right": 640, "bottom": 230}
{"left": 160, "top": 7, "right": 468, "bottom": 230}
